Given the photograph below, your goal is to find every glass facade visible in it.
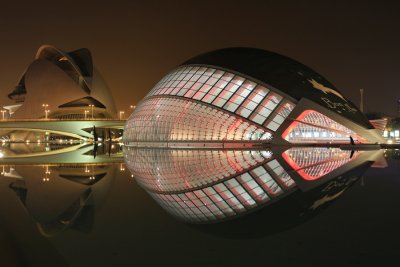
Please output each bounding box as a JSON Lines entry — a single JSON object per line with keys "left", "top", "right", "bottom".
{"left": 124, "top": 66, "right": 295, "bottom": 145}
{"left": 122, "top": 63, "right": 373, "bottom": 223}
{"left": 123, "top": 97, "right": 271, "bottom": 143}
{"left": 282, "top": 110, "right": 367, "bottom": 143}
{"left": 148, "top": 66, "right": 295, "bottom": 127}
{"left": 282, "top": 147, "right": 359, "bottom": 180}
{"left": 124, "top": 147, "right": 274, "bottom": 192}
{"left": 124, "top": 147, "right": 295, "bottom": 223}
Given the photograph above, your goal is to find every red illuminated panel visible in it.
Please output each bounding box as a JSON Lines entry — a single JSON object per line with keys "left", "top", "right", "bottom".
{"left": 282, "top": 147, "right": 360, "bottom": 181}
{"left": 369, "top": 118, "right": 387, "bottom": 135}
{"left": 282, "top": 110, "right": 366, "bottom": 144}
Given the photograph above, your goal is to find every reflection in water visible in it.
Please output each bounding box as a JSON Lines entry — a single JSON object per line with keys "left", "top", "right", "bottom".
{"left": 0, "top": 142, "right": 123, "bottom": 164}
{"left": 8, "top": 164, "right": 117, "bottom": 236}
{"left": 0, "top": 142, "right": 395, "bottom": 267}
{"left": 282, "top": 147, "right": 359, "bottom": 180}
{"left": 124, "top": 146, "right": 384, "bottom": 228}
{"left": 195, "top": 160, "right": 373, "bottom": 238}
{"left": 0, "top": 144, "right": 124, "bottom": 237}
{"left": 0, "top": 141, "right": 388, "bottom": 239}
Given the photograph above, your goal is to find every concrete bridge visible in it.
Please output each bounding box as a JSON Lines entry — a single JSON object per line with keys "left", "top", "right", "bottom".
{"left": 0, "top": 119, "right": 125, "bottom": 140}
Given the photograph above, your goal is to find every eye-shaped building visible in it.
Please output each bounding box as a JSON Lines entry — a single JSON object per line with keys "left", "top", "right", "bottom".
{"left": 123, "top": 48, "right": 384, "bottom": 223}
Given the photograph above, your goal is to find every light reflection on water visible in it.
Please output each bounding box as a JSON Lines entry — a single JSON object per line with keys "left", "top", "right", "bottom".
{"left": 0, "top": 145, "right": 399, "bottom": 266}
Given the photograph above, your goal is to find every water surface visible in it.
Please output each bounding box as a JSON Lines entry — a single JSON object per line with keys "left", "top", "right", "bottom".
{"left": 0, "top": 145, "right": 399, "bottom": 266}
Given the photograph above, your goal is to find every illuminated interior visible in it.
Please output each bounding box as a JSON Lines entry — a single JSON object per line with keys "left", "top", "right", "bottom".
{"left": 282, "top": 110, "right": 366, "bottom": 143}
{"left": 124, "top": 147, "right": 295, "bottom": 223}
{"left": 282, "top": 147, "right": 360, "bottom": 181}
{"left": 124, "top": 66, "right": 295, "bottom": 145}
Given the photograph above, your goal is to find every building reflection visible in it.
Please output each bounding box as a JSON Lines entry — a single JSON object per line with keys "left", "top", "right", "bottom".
{"left": 5, "top": 163, "right": 122, "bottom": 237}
{"left": 194, "top": 159, "right": 374, "bottom": 238}
{"left": 124, "top": 146, "right": 385, "bottom": 234}
{"left": 0, "top": 141, "right": 388, "bottom": 238}
{"left": 0, "top": 142, "right": 123, "bottom": 164}
{"left": 0, "top": 144, "right": 124, "bottom": 237}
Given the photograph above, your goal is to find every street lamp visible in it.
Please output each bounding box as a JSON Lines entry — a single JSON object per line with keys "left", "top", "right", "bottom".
{"left": 119, "top": 111, "right": 125, "bottom": 120}
{"left": 42, "top": 104, "right": 49, "bottom": 119}
{"left": 88, "top": 104, "right": 94, "bottom": 119}
{"left": 130, "top": 105, "right": 136, "bottom": 110}
{"left": 84, "top": 110, "right": 89, "bottom": 119}
{"left": 43, "top": 165, "right": 50, "bottom": 182}
{"left": 44, "top": 109, "right": 50, "bottom": 119}
{"left": 0, "top": 110, "right": 6, "bottom": 120}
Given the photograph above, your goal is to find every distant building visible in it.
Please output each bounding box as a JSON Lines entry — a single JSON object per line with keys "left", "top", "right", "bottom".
{"left": 1, "top": 45, "right": 119, "bottom": 142}
{"left": 123, "top": 48, "right": 385, "bottom": 223}
{"left": 7, "top": 45, "right": 117, "bottom": 119}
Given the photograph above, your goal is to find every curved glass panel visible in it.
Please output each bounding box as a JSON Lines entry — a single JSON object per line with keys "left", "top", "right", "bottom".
{"left": 124, "top": 97, "right": 272, "bottom": 143}
{"left": 124, "top": 147, "right": 295, "bottom": 223}
{"left": 124, "top": 147, "right": 274, "bottom": 192}
{"left": 282, "top": 147, "right": 360, "bottom": 181}
{"left": 282, "top": 110, "right": 366, "bottom": 143}
{"left": 146, "top": 66, "right": 295, "bottom": 130}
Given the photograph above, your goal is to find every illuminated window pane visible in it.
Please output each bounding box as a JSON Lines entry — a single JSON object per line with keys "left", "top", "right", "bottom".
{"left": 250, "top": 166, "right": 283, "bottom": 196}
{"left": 266, "top": 159, "right": 295, "bottom": 188}
{"left": 213, "top": 183, "right": 246, "bottom": 213}
{"left": 283, "top": 110, "right": 366, "bottom": 143}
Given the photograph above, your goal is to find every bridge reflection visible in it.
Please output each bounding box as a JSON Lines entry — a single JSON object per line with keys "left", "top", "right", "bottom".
{"left": 0, "top": 143, "right": 123, "bottom": 164}
{"left": 0, "top": 119, "right": 125, "bottom": 140}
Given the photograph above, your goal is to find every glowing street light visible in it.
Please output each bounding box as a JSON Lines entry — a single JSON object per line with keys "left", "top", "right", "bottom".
{"left": 88, "top": 104, "right": 94, "bottom": 119}
{"left": 0, "top": 110, "right": 6, "bottom": 120}
{"left": 42, "top": 104, "right": 49, "bottom": 119}
{"left": 119, "top": 111, "right": 125, "bottom": 120}
{"left": 43, "top": 165, "right": 50, "bottom": 182}
{"left": 84, "top": 110, "right": 89, "bottom": 119}
{"left": 130, "top": 105, "right": 136, "bottom": 110}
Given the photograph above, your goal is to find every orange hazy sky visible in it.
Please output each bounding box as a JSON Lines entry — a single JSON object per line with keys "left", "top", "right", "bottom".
{"left": 0, "top": 0, "right": 399, "bottom": 115}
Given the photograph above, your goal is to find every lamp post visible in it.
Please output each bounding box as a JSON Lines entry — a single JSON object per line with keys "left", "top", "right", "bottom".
{"left": 0, "top": 110, "right": 6, "bottom": 120}
{"left": 119, "top": 111, "right": 125, "bottom": 120}
{"left": 42, "top": 104, "right": 49, "bottom": 119}
{"left": 43, "top": 165, "right": 50, "bottom": 182}
{"left": 89, "top": 104, "right": 94, "bottom": 119}
{"left": 84, "top": 110, "right": 89, "bottom": 119}
{"left": 45, "top": 109, "right": 50, "bottom": 120}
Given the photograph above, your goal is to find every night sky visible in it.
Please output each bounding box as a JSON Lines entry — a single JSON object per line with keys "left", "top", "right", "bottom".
{"left": 0, "top": 1, "right": 400, "bottom": 115}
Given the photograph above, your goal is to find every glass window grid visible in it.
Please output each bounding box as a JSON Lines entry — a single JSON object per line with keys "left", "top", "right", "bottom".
{"left": 285, "top": 110, "right": 364, "bottom": 143}
{"left": 249, "top": 166, "right": 283, "bottom": 196}
{"left": 237, "top": 173, "right": 270, "bottom": 203}
{"left": 124, "top": 147, "right": 274, "bottom": 193}
{"left": 224, "top": 179, "right": 257, "bottom": 208}
{"left": 283, "top": 147, "right": 353, "bottom": 180}
{"left": 185, "top": 192, "right": 217, "bottom": 220}
{"left": 202, "top": 187, "right": 236, "bottom": 216}
{"left": 144, "top": 162, "right": 294, "bottom": 223}
{"left": 213, "top": 183, "right": 246, "bottom": 213}
{"left": 125, "top": 148, "right": 297, "bottom": 223}
{"left": 145, "top": 66, "right": 295, "bottom": 131}
{"left": 124, "top": 97, "right": 272, "bottom": 143}
{"left": 248, "top": 93, "right": 282, "bottom": 125}
{"left": 266, "top": 159, "right": 296, "bottom": 189}
{"left": 193, "top": 190, "right": 225, "bottom": 219}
